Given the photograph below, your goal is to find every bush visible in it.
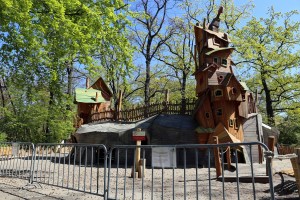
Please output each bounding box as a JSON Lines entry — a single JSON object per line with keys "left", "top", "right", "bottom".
{"left": 0, "top": 132, "right": 7, "bottom": 142}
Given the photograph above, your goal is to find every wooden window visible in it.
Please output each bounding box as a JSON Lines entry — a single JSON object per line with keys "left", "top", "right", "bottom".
{"left": 213, "top": 57, "right": 219, "bottom": 64}
{"left": 222, "top": 58, "right": 227, "bottom": 66}
{"left": 218, "top": 75, "right": 224, "bottom": 81}
{"left": 229, "top": 119, "right": 234, "bottom": 127}
{"left": 234, "top": 119, "right": 239, "bottom": 130}
{"left": 231, "top": 87, "right": 237, "bottom": 95}
{"left": 215, "top": 89, "right": 223, "bottom": 97}
{"left": 205, "top": 112, "right": 210, "bottom": 119}
{"left": 214, "top": 38, "right": 221, "bottom": 45}
{"left": 216, "top": 108, "right": 222, "bottom": 116}
{"left": 242, "top": 94, "right": 246, "bottom": 101}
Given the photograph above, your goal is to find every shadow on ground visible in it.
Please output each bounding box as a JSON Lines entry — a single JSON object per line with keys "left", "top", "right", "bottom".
{"left": 263, "top": 180, "right": 299, "bottom": 199}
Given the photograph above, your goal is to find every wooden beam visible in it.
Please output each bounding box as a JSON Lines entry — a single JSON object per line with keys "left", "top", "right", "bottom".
{"left": 226, "top": 146, "right": 231, "bottom": 170}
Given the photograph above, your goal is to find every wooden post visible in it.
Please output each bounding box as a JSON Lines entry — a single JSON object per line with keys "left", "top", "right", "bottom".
{"left": 135, "top": 140, "right": 141, "bottom": 171}
{"left": 213, "top": 136, "right": 221, "bottom": 177}
{"left": 95, "top": 92, "right": 98, "bottom": 102}
{"left": 86, "top": 77, "right": 90, "bottom": 89}
{"left": 266, "top": 136, "right": 275, "bottom": 176}
{"left": 226, "top": 146, "right": 231, "bottom": 170}
{"left": 267, "top": 136, "right": 275, "bottom": 152}
{"left": 117, "top": 90, "right": 123, "bottom": 120}
{"left": 131, "top": 128, "right": 146, "bottom": 178}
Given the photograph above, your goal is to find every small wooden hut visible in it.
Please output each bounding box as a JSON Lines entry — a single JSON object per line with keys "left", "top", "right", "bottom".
{"left": 75, "top": 77, "right": 112, "bottom": 125}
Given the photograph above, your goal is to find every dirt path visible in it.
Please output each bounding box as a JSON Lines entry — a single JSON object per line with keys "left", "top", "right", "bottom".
{"left": 0, "top": 159, "right": 298, "bottom": 199}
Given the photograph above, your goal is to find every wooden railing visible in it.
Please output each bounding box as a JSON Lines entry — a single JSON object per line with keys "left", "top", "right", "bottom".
{"left": 88, "top": 99, "right": 197, "bottom": 123}
{"left": 277, "top": 144, "right": 297, "bottom": 155}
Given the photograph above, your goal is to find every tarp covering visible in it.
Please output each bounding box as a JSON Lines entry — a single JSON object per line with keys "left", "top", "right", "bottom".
{"left": 75, "top": 88, "right": 106, "bottom": 103}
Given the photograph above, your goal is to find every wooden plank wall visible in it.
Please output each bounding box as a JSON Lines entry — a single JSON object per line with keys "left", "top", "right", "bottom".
{"left": 242, "top": 114, "right": 262, "bottom": 163}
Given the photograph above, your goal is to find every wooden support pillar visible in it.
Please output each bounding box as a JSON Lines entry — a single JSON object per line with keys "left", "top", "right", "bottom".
{"left": 117, "top": 90, "right": 123, "bottom": 120}
{"left": 213, "top": 136, "right": 221, "bottom": 177}
{"left": 268, "top": 136, "right": 275, "bottom": 152}
{"left": 131, "top": 140, "right": 145, "bottom": 178}
{"left": 266, "top": 136, "right": 275, "bottom": 176}
{"left": 135, "top": 140, "right": 141, "bottom": 170}
{"left": 226, "top": 146, "right": 231, "bottom": 170}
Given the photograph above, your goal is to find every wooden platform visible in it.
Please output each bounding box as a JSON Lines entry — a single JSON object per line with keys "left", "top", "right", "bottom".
{"left": 217, "top": 175, "right": 269, "bottom": 183}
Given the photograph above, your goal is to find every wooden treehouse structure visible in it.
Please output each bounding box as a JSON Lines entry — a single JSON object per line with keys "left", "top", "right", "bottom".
{"left": 75, "top": 77, "right": 113, "bottom": 126}
{"left": 193, "top": 7, "right": 257, "bottom": 154}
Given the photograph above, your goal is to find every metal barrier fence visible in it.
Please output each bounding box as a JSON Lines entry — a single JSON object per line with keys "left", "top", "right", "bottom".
{"left": 0, "top": 142, "right": 275, "bottom": 199}
{"left": 107, "top": 142, "right": 275, "bottom": 200}
{"left": 31, "top": 143, "right": 107, "bottom": 197}
{"left": 0, "top": 142, "right": 34, "bottom": 182}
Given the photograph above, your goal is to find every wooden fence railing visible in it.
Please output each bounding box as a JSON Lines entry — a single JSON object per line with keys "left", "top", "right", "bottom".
{"left": 277, "top": 144, "right": 297, "bottom": 155}
{"left": 88, "top": 99, "right": 197, "bottom": 123}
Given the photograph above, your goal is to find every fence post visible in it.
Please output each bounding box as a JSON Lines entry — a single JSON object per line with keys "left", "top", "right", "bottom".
{"left": 266, "top": 136, "right": 275, "bottom": 176}
{"left": 213, "top": 136, "right": 221, "bottom": 177}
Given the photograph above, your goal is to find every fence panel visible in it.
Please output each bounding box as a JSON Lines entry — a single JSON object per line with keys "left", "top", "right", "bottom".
{"left": 0, "top": 142, "right": 34, "bottom": 182}
{"left": 107, "top": 142, "right": 275, "bottom": 200}
{"left": 32, "top": 143, "right": 107, "bottom": 197}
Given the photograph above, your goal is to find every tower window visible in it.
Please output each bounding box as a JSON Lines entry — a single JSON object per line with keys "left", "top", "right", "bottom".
{"left": 216, "top": 108, "right": 223, "bottom": 116}
{"left": 234, "top": 119, "right": 239, "bottom": 130}
{"left": 213, "top": 57, "right": 219, "bottom": 64}
{"left": 205, "top": 112, "right": 210, "bottom": 119}
{"left": 232, "top": 87, "right": 237, "bottom": 94}
{"left": 242, "top": 94, "right": 246, "bottom": 100}
{"left": 229, "top": 119, "right": 234, "bottom": 127}
{"left": 222, "top": 59, "right": 227, "bottom": 66}
{"left": 214, "top": 38, "right": 221, "bottom": 45}
{"left": 218, "top": 75, "right": 224, "bottom": 81}
{"left": 215, "top": 89, "right": 223, "bottom": 97}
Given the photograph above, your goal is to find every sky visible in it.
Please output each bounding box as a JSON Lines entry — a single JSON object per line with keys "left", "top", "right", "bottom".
{"left": 240, "top": 0, "right": 300, "bottom": 18}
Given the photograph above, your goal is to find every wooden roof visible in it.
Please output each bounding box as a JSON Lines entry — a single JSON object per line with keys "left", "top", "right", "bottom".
{"left": 75, "top": 88, "right": 106, "bottom": 103}
{"left": 194, "top": 25, "right": 231, "bottom": 42}
{"left": 90, "top": 77, "right": 113, "bottom": 98}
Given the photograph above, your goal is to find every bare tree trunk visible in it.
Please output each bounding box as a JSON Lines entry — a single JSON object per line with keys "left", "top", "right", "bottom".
{"left": 180, "top": 73, "right": 187, "bottom": 114}
{"left": 144, "top": 59, "right": 151, "bottom": 117}
{"left": 2, "top": 78, "right": 16, "bottom": 115}
{"left": 46, "top": 85, "right": 54, "bottom": 142}
{"left": 66, "top": 62, "right": 73, "bottom": 111}
{"left": 261, "top": 76, "right": 274, "bottom": 125}
{"left": 0, "top": 78, "right": 5, "bottom": 108}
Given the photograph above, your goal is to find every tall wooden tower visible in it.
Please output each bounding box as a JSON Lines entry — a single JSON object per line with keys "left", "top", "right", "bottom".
{"left": 193, "top": 7, "right": 257, "bottom": 145}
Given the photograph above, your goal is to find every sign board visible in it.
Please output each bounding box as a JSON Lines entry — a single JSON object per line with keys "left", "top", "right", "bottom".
{"left": 151, "top": 147, "right": 176, "bottom": 168}
{"left": 132, "top": 130, "right": 146, "bottom": 141}
{"left": 12, "top": 143, "right": 19, "bottom": 156}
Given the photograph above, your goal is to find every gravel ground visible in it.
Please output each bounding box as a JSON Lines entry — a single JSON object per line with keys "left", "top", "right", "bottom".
{"left": 0, "top": 159, "right": 299, "bottom": 200}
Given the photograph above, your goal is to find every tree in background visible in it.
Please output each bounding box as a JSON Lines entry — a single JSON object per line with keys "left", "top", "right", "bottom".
{"left": 130, "top": 0, "right": 175, "bottom": 114}
{"left": 233, "top": 8, "right": 300, "bottom": 125}
{"left": 155, "top": 0, "right": 253, "bottom": 113}
{"left": 0, "top": 0, "right": 133, "bottom": 142}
